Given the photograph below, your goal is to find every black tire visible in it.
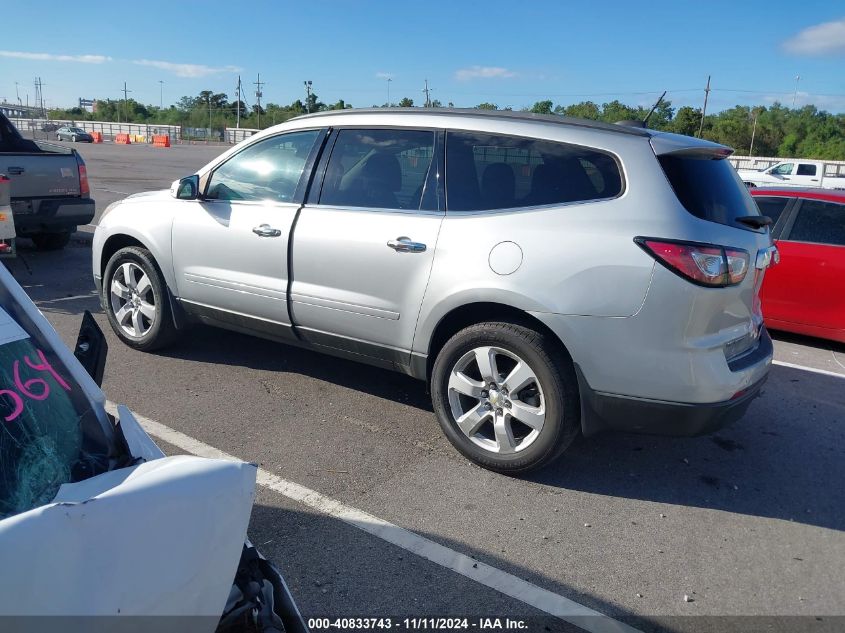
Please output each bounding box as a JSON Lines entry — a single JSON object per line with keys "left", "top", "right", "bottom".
{"left": 31, "top": 232, "right": 71, "bottom": 251}
{"left": 102, "top": 246, "right": 177, "bottom": 351}
{"left": 71, "top": 135, "right": 77, "bottom": 142}
{"left": 431, "top": 321, "right": 580, "bottom": 474}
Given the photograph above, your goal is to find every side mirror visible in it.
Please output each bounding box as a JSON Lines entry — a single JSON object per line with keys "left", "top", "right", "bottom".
{"left": 74, "top": 310, "right": 108, "bottom": 387}
{"left": 172, "top": 175, "right": 200, "bottom": 200}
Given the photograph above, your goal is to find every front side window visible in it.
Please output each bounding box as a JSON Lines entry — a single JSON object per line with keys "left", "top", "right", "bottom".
{"left": 788, "top": 199, "right": 845, "bottom": 246}
{"left": 771, "top": 163, "right": 794, "bottom": 176}
{"left": 206, "top": 129, "right": 320, "bottom": 203}
{"left": 445, "top": 131, "right": 622, "bottom": 212}
{"left": 319, "top": 129, "right": 435, "bottom": 210}
{"left": 796, "top": 164, "right": 817, "bottom": 177}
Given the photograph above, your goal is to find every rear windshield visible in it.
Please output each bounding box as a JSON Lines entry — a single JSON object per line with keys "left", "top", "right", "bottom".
{"left": 659, "top": 155, "right": 761, "bottom": 230}
{"left": 0, "top": 291, "right": 116, "bottom": 519}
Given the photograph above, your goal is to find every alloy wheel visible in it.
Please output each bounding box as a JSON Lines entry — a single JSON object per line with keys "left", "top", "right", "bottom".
{"left": 447, "top": 346, "right": 546, "bottom": 454}
{"left": 109, "top": 262, "right": 156, "bottom": 338}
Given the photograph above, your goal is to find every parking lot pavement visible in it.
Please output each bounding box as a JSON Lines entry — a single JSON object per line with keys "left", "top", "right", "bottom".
{"left": 7, "top": 233, "right": 844, "bottom": 632}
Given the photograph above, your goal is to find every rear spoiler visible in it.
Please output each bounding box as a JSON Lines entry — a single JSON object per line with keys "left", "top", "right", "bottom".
{"left": 649, "top": 132, "right": 734, "bottom": 159}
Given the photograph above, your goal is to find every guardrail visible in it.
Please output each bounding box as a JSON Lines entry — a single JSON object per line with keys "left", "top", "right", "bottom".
{"left": 11, "top": 117, "right": 259, "bottom": 146}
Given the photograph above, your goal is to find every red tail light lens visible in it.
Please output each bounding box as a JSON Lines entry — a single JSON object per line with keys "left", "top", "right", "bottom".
{"left": 78, "top": 163, "right": 90, "bottom": 196}
{"left": 635, "top": 238, "right": 749, "bottom": 287}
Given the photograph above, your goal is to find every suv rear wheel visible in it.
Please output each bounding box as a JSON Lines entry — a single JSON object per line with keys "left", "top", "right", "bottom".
{"left": 103, "top": 246, "right": 177, "bottom": 351}
{"left": 431, "top": 322, "right": 579, "bottom": 473}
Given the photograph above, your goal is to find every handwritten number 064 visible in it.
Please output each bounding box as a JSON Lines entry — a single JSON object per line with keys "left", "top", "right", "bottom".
{"left": 1, "top": 350, "right": 72, "bottom": 422}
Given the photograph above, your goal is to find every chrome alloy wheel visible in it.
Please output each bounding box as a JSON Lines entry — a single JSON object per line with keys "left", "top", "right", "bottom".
{"left": 109, "top": 262, "right": 156, "bottom": 338}
{"left": 447, "top": 346, "right": 546, "bottom": 454}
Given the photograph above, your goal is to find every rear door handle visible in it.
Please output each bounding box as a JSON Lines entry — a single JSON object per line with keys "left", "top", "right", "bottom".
{"left": 387, "top": 236, "right": 426, "bottom": 253}
{"left": 6, "top": 167, "right": 24, "bottom": 175}
{"left": 252, "top": 224, "right": 282, "bottom": 237}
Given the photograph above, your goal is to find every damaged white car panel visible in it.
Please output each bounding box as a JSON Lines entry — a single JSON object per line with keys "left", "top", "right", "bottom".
{"left": 0, "top": 263, "right": 306, "bottom": 632}
{"left": 0, "top": 455, "right": 256, "bottom": 618}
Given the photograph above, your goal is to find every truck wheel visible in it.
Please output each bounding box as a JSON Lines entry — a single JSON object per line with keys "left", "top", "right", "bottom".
{"left": 431, "top": 321, "right": 580, "bottom": 474}
{"left": 103, "top": 246, "right": 177, "bottom": 351}
{"left": 31, "top": 232, "right": 71, "bottom": 251}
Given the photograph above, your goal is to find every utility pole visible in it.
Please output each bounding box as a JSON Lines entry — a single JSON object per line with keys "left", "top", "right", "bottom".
{"left": 304, "top": 80, "right": 313, "bottom": 113}
{"left": 34, "top": 77, "right": 45, "bottom": 116}
{"left": 15, "top": 82, "right": 21, "bottom": 105}
{"left": 792, "top": 75, "right": 801, "bottom": 108}
{"left": 749, "top": 107, "right": 760, "bottom": 156}
{"left": 235, "top": 76, "right": 242, "bottom": 128}
{"left": 422, "top": 79, "right": 432, "bottom": 108}
{"left": 158, "top": 80, "right": 164, "bottom": 110}
{"left": 122, "top": 82, "right": 132, "bottom": 124}
{"left": 386, "top": 77, "right": 392, "bottom": 107}
{"left": 208, "top": 94, "right": 212, "bottom": 136}
{"left": 697, "top": 75, "right": 711, "bottom": 138}
{"left": 254, "top": 74, "right": 264, "bottom": 128}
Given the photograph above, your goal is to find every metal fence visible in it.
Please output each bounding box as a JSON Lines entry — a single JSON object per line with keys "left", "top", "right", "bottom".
{"left": 729, "top": 155, "right": 845, "bottom": 177}
{"left": 10, "top": 117, "right": 259, "bottom": 146}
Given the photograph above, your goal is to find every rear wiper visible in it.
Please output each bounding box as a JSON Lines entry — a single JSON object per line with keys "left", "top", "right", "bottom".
{"left": 736, "top": 215, "right": 772, "bottom": 229}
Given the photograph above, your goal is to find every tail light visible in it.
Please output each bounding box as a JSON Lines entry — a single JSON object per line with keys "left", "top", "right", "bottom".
{"left": 76, "top": 154, "right": 90, "bottom": 196}
{"left": 635, "top": 237, "right": 750, "bottom": 287}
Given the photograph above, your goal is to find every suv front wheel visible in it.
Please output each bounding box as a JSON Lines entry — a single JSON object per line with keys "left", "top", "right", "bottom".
{"left": 431, "top": 322, "right": 579, "bottom": 474}
{"left": 103, "top": 246, "right": 177, "bottom": 351}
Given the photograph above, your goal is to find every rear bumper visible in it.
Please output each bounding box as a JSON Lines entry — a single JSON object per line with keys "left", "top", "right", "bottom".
{"left": 12, "top": 197, "right": 95, "bottom": 235}
{"left": 575, "top": 329, "right": 772, "bottom": 437}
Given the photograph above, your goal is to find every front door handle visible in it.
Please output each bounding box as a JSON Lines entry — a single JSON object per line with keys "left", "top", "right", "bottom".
{"left": 6, "top": 167, "right": 24, "bottom": 175}
{"left": 387, "top": 236, "right": 426, "bottom": 253}
{"left": 252, "top": 224, "right": 282, "bottom": 237}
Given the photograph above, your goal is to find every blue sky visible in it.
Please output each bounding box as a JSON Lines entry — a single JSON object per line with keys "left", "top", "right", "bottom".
{"left": 2, "top": 0, "right": 844, "bottom": 114}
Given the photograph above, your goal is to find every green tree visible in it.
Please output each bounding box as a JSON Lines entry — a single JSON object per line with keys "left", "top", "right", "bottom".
{"left": 556, "top": 101, "right": 600, "bottom": 120}
{"left": 530, "top": 100, "right": 553, "bottom": 115}
{"left": 671, "top": 106, "right": 702, "bottom": 137}
{"left": 475, "top": 102, "right": 499, "bottom": 110}
{"left": 398, "top": 97, "right": 414, "bottom": 107}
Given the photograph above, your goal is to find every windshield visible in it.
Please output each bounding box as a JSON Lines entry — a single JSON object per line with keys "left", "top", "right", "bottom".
{"left": 70, "top": 128, "right": 85, "bottom": 133}
{"left": 0, "top": 289, "right": 117, "bottom": 519}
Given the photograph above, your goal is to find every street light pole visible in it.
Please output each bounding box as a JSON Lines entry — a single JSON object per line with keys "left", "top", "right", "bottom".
{"left": 792, "top": 75, "right": 800, "bottom": 109}
{"left": 387, "top": 77, "right": 391, "bottom": 107}
{"left": 304, "top": 80, "right": 313, "bottom": 113}
{"left": 159, "top": 80, "right": 164, "bottom": 110}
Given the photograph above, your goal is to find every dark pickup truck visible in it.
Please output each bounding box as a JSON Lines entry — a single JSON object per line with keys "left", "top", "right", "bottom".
{"left": 0, "top": 112, "right": 95, "bottom": 250}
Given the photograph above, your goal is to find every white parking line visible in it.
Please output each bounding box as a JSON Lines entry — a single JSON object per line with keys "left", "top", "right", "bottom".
{"left": 104, "top": 401, "right": 639, "bottom": 633}
{"left": 35, "top": 293, "right": 98, "bottom": 305}
{"left": 772, "top": 360, "right": 845, "bottom": 379}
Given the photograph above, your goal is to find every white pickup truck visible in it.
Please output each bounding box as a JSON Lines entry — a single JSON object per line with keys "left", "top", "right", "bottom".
{"left": 737, "top": 160, "right": 845, "bottom": 189}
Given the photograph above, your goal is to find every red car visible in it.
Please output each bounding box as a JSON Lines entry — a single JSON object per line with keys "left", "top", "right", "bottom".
{"left": 751, "top": 187, "right": 845, "bottom": 344}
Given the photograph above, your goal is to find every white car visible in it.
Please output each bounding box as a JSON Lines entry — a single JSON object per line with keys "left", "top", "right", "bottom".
{"left": 737, "top": 159, "right": 845, "bottom": 189}
{"left": 0, "top": 264, "right": 305, "bottom": 632}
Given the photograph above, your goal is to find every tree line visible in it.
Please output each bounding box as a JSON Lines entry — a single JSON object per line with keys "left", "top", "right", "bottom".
{"left": 47, "top": 91, "right": 845, "bottom": 160}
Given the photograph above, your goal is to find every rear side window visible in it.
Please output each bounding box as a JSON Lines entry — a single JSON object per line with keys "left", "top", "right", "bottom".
{"left": 659, "top": 156, "right": 760, "bottom": 229}
{"left": 753, "top": 196, "right": 790, "bottom": 225}
{"left": 319, "top": 129, "right": 435, "bottom": 210}
{"left": 796, "top": 164, "right": 817, "bottom": 177}
{"left": 787, "top": 199, "right": 845, "bottom": 246}
{"left": 445, "top": 131, "right": 622, "bottom": 212}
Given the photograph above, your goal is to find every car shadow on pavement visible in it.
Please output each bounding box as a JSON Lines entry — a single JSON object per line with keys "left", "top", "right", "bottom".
{"left": 159, "top": 324, "right": 435, "bottom": 413}
{"left": 526, "top": 365, "right": 845, "bottom": 532}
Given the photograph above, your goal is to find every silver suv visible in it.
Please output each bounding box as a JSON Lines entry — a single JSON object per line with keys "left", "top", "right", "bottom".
{"left": 92, "top": 109, "right": 774, "bottom": 473}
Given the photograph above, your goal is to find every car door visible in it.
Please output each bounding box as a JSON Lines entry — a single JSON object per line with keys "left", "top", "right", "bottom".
{"left": 290, "top": 127, "right": 443, "bottom": 368}
{"left": 793, "top": 163, "right": 821, "bottom": 187}
{"left": 767, "top": 162, "right": 795, "bottom": 186}
{"left": 171, "top": 128, "right": 324, "bottom": 339}
{"left": 761, "top": 196, "right": 845, "bottom": 332}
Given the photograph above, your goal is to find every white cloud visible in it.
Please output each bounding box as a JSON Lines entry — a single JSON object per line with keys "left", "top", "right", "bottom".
{"left": 454, "top": 66, "right": 517, "bottom": 81}
{"left": 0, "top": 50, "right": 111, "bottom": 63}
{"left": 762, "top": 91, "right": 845, "bottom": 112}
{"left": 133, "top": 59, "right": 242, "bottom": 78}
{"left": 783, "top": 18, "right": 845, "bottom": 55}
{"left": 375, "top": 72, "right": 392, "bottom": 80}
